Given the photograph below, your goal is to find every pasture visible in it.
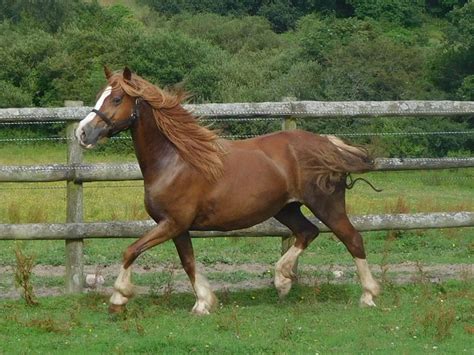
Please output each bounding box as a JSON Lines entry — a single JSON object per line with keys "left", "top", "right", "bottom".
{"left": 1, "top": 1, "right": 473, "bottom": 352}
{"left": 0, "top": 281, "right": 473, "bottom": 353}
{"left": 0, "top": 142, "right": 472, "bottom": 353}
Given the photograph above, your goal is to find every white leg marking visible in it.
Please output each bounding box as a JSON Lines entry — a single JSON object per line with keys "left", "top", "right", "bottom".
{"left": 109, "top": 266, "right": 134, "bottom": 306}
{"left": 191, "top": 273, "right": 217, "bottom": 315}
{"left": 274, "top": 246, "right": 303, "bottom": 298}
{"left": 76, "top": 86, "right": 112, "bottom": 142}
{"left": 110, "top": 291, "right": 129, "bottom": 306}
{"left": 355, "top": 257, "right": 380, "bottom": 307}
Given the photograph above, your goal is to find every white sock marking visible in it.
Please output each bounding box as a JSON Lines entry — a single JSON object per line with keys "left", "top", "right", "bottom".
{"left": 355, "top": 257, "right": 380, "bottom": 307}
{"left": 192, "top": 273, "right": 216, "bottom": 314}
{"left": 275, "top": 246, "right": 303, "bottom": 297}
{"left": 114, "top": 266, "right": 134, "bottom": 297}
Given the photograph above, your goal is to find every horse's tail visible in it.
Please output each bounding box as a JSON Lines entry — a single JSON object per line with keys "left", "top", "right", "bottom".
{"left": 326, "top": 135, "right": 374, "bottom": 172}
{"left": 298, "top": 134, "right": 374, "bottom": 194}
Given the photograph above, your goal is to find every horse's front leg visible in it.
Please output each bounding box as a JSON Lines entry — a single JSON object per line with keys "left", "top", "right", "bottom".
{"left": 173, "top": 232, "right": 217, "bottom": 315}
{"left": 109, "top": 220, "right": 182, "bottom": 313}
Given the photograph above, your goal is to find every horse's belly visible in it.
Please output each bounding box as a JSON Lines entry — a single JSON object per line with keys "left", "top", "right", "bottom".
{"left": 191, "top": 174, "right": 290, "bottom": 230}
{"left": 191, "top": 193, "right": 288, "bottom": 231}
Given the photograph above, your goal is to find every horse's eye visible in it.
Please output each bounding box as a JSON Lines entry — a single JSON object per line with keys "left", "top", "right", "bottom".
{"left": 112, "top": 96, "right": 122, "bottom": 105}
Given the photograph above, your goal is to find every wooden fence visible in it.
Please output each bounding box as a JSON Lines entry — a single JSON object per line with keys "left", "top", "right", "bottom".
{"left": 0, "top": 100, "right": 473, "bottom": 293}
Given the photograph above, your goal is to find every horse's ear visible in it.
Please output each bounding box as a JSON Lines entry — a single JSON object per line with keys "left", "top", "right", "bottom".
{"left": 123, "top": 67, "right": 132, "bottom": 81}
{"left": 104, "top": 65, "right": 113, "bottom": 79}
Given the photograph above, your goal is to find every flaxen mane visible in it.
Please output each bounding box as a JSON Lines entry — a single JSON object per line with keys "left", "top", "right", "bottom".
{"left": 109, "top": 73, "right": 224, "bottom": 182}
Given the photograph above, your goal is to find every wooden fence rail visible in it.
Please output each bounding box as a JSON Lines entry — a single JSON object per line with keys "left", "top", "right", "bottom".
{"left": 0, "top": 212, "right": 472, "bottom": 241}
{"left": 0, "top": 100, "right": 472, "bottom": 294}
{"left": 0, "top": 158, "right": 473, "bottom": 182}
{"left": 1, "top": 100, "right": 474, "bottom": 121}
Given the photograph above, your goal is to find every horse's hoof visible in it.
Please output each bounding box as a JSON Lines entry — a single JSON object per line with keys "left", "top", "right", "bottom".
{"left": 109, "top": 304, "right": 127, "bottom": 314}
{"left": 359, "top": 292, "right": 377, "bottom": 308}
{"left": 360, "top": 300, "right": 377, "bottom": 308}
{"left": 275, "top": 275, "right": 292, "bottom": 299}
{"left": 191, "top": 301, "right": 213, "bottom": 315}
{"left": 192, "top": 308, "right": 210, "bottom": 316}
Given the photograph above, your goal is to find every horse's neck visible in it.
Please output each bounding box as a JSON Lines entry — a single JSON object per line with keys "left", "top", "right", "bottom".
{"left": 130, "top": 103, "right": 178, "bottom": 180}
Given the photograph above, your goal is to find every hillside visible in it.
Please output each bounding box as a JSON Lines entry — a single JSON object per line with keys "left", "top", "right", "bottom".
{"left": 0, "top": 0, "right": 472, "bottom": 156}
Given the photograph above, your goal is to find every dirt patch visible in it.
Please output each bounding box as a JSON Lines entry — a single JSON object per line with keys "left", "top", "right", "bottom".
{"left": 1, "top": 262, "right": 472, "bottom": 300}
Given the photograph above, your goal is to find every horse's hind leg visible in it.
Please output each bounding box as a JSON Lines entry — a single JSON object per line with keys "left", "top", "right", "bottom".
{"left": 273, "top": 202, "right": 320, "bottom": 298}
{"left": 305, "top": 184, "right": 380, "bottom": 307}
{"left": 173, "top": 232, "right": 217, "bottom": 315}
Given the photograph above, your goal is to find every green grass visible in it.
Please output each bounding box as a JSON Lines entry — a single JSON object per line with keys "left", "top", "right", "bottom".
{"left": 0, "top": 281, "right": 472, "bottom": 354}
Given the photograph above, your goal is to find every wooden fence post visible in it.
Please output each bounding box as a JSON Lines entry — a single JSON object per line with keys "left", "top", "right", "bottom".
{"left": 65, "top": 100, "right": 84, "bottom": 294}
{"left": 281, "top": 97, "right": 297, "bottom": 265}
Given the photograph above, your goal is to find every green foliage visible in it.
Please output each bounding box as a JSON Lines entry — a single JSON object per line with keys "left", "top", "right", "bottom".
{"left": 431, "top": 2, "right": 474, "bottom": 97}
{"left": 297, "top": 14, "right": 376, "bottom": 62}
{"left": 140, "top": 0, "right": 351, "bottom": 32}
{"left": 457, "top": 75, "right": 474, "bottom": 100}
{"left": 126, "top": 30, "right": 225, "bottom": 91}
{"left": 166, "top": 13, "right": 282, "bottom": 54}
{"left": 0, "top": 80, "right": 32, "bottom": 108}
{"left": 257, "top": 0, "right": 301, "bottom": 32}
{"left": 139, "top": 0, "right": 262, "bottom": 16}
{"left": 0, "top": 22, "right": 57, "bottom": 107}
{"left": 0, "top": 0, "right": 76, "bottom": 32}
{"left": 0, "top": 0, "right": 472, "bottom": 155}
{"left": 425, "top": 0, "right": 468, "bottom": 17}
{"left": 349, "top": 0, "right": 425, "bottom": 27}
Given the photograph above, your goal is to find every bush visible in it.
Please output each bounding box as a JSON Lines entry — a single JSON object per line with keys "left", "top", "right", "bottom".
{"left": 432, "top": 2, "right": 474, "bottom": 98}
{"left": 349, "top": 0, "right": 425, "bottom": 27}
{"left": 456, "top": 75, "right": 474, "bottom": 100}
{"left": 319, "top": 37, "right": 437, "bottom": 100}
{"left": 296, "top": 14, "right": 376, "bottom": 62}
{"left": 0, "top": 80, "right": 32, "bottom": 108}
{"left": 166, "top": 13, "right": 282, "bottom": 54}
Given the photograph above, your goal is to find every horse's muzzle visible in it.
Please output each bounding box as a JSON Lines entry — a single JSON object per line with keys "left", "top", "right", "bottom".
{"left": 75, "top": 123, "right": 107, "bottom": 149}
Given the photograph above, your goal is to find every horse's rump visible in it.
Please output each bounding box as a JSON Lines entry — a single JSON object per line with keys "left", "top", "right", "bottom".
{"left": 292, "top": 131, "right": 374, "bottom": 193}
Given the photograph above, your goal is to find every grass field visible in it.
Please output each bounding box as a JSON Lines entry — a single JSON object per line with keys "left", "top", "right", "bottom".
{"left": 0, "top": 281, "right": 472, "bottom": 353}
{"left": 0, "top": 142, "right": 473, "bottom": 353}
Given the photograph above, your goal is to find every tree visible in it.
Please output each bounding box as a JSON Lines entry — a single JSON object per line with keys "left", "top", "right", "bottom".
{"left": 0, "top": 0, "right": 76, "bottom": 33}
{"left": 432, "top": 1, "right": 474, "bottom": 98}
{"left": 348, "top": 0, "right": 425, "bottom": 27}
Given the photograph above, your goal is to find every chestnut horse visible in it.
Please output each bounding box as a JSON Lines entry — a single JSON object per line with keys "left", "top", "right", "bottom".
{"left": 76, "top": 67, "right": 380, "bottom": 314}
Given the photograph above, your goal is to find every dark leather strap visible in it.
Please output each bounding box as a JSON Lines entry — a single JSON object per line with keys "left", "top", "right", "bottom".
{"left": 91, "top": 109, "right": 114, "bottom": 126}
{"left": 91, "top": 98, "right": 142, "bottom": 137}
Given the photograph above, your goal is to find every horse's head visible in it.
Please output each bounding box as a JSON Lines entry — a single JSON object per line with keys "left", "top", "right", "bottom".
{"left": 76, "top": 67, "right": 139, "bottom": 148}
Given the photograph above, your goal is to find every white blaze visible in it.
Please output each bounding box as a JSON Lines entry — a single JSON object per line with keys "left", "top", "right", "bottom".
{"left": 75, "top": 86, "right": 112, "bottom": 142}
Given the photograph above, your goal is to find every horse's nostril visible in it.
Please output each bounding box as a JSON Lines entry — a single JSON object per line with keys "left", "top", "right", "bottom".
{"left": 80, "top": 130, "right": 86, "bottom": 141}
